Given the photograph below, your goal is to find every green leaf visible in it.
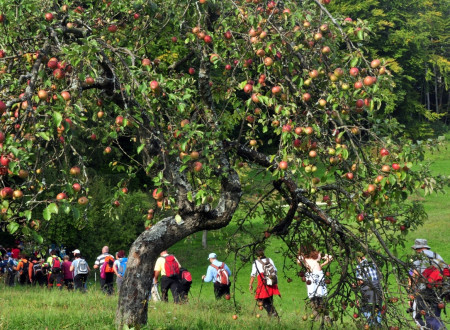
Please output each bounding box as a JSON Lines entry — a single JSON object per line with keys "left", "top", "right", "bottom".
{"left": 43, "top": 203, "right": 59, "bottom": 220}
{"left": 24, "top": 210, "right": 32, "bottom": 221}
{"left": 137, "top": 144, "right": 145, "bottom": 154}
{"left": 53, "top": 112, "right": 63, "bottom": 128}
{"left": 36, "top": 132, "right": 50, "bottom": 141}
{"left": 32, "top": 231, "right": 44, "bottom": 244}
{"left": 7, "top": 222, "right": 19, "bottom": 234}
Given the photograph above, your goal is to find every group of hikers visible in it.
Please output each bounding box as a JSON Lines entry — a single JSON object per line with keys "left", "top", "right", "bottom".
{"left": 152, "top": 240, "right": 449, "bottom": 330}
{"left": 1, "top": 239, "right": 448, "bottom": 329}
{"left": 0, "top": 245, "right": 127, "bottom": 294}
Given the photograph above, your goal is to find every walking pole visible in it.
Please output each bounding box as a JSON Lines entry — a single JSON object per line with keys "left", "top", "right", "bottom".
{"left": 198, "top": 279, "right": 204, "bottom": 301}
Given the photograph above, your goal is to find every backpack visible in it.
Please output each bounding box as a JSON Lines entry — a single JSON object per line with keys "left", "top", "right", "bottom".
{"left": 422, "top": 252, "right": 450, "bottom": 288}
{"left": 21, "top": 260, "right": 29, "bottom": 276}
{"left": 100, "top": 261, "right": 106, "bottom": 279}
{"left": 211, "top": 262, "right": 230, "bottom": 285}
{"left": 257, "top": 258, "right": 278, "bottom": 286}
{"left": 179, "top": 268, "right": 192, "bottom": 286}
{"left": 164, "top": 255, "right": 180, "bottom": 278}
{"left": 76, "top": 259, "right": 89, "bottom": 275}
{"left": 33, "top": 263, "right": 42, "bottom": 275}
{"left": 104, "top": 256, "right": 115, "bottom": 273}
{"left": 118, "top": 258, "right": 128, "bottom": 277}
{"left": 52, "top": 257, "right": 61, "bottom": 274}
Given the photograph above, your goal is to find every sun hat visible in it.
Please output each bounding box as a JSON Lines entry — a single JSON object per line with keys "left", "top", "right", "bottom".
{"left": 207, "top": 252, "right": 217, "bottom": 260}
{"left": 411, "top": 239, "right": 431, "bottom": 250}
{"left": 72, "top": 249, "right": 81, "bottom": 254}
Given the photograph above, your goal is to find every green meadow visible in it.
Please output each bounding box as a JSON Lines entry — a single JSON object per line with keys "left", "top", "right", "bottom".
{"left": 0, "top": 134, "right": 448, "bottom": 329}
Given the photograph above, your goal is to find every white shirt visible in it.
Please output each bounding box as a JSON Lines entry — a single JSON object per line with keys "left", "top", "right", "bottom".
{"left": 251, "top": 258, "right": 277, "bottom": 277}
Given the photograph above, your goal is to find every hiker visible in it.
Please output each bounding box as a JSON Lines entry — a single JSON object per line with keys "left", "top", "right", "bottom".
{"left": 297, "top": 245, "right": 333, "bottom": 322}
{"left": 202, "top": 252, "right": 232, "bottom": 299}
{"left": 93, "top": 246, "right": 113, "bottom": 292}
{"left": 410, "top": 239, "right": 448, "bottom": 330}
{"left": 249, "top": 248, "right": 280, "bottom": 317}
{"left": 100, "top": 254, "right": 115, "bottom": 295}
{"left": 355, "top": 252, "right": 383, "bottom": 327}
{"left": 4, "top": 253, "right": 17, "bottom": 286}
{"left": 62, "top": 255, "right": 74, "bottom": 290}
{"left": 70, "top": 250, "right": 90, "bottom": 292}
{"left": 46, "top": 249, "right": 63, "bottom": 289}
{"left": 179, "top": 268, "right": 193, "bottom": 302}
{"left": 11, "top": 244, "right": 20, "bottom": 260}
{"left": 113, "top": 250, "right": 128, "bottom": 291}
{"left": 33, "top": 258, "right": 47, "bottom": 286}
{"left": 153, "top": 250, "right": 182, "bottom": 303}
{"left": 14, "top": 253, "right": 31, "bottom": 285}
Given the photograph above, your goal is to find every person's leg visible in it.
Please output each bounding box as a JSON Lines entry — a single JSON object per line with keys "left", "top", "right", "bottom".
{"left": 160, "top": 276, "right": 170, "bottom": 302}
{"left": 262, "top": 296, "right": 278, "bottom": 317}
{"left": 74, "top": 274, "right": 81, "bottom": 290}
{"left": 169, "top": 278, "right": 181, "bottom": 303}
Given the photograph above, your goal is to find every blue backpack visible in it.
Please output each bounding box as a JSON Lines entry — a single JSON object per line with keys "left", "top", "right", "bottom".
{"left": 118, "top": 258, "right": 128, "bottom": 277}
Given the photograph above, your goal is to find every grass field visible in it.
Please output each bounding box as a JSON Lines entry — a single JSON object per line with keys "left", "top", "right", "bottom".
{"left": 0, "top": 135, "right": 448, "bottom": 329}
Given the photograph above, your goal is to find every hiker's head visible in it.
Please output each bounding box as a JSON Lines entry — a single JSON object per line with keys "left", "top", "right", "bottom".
{"left": 102, "top": 246, "right": 109, "bottom": 254}
{"left": 412, "top": 239, "right": 430, "bottom": 252}
{"left": 63, "top": 255, "right": 69, "bottom": 261}
{"left": 74, "top": 253, "right": 81, "bottom": 258}
{"left": 356, "top": 252, "right": 366, "bottom": 262}
{"left": 207, "top": 252, "right": 217, "bottom": 261}
{"left": 298, "top": 245, "right": 319, "bottom": 259}
{"left": 160, "top": 250, "right": 168, "bottom": 256}
{"left": 117, "top": 250, "right": 125, "bottom": 258}
{"left": 256, "top": 248, "right": 265, "bottom": 258}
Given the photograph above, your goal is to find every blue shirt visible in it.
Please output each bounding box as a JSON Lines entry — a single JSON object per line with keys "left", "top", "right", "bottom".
{"left": 204, "top": 259, "right": 231, "bottom": 283}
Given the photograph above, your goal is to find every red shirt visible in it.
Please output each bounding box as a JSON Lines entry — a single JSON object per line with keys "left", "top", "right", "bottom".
{"left": 11, "top": 248, "right": 20, "bottom": 259}
{"left": 62, "top": 261, "right": 73, "bottom": 280}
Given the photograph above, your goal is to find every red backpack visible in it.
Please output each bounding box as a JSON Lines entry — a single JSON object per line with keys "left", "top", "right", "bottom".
{"left": 164, "top": 255, "right": 180, "bottom": 278}
{"left": 211, "top": 263, "right": 230, "bottom": 285}
{"left": 422, "top": 252, "right": 450, "bottom": 287}
{"left": 52, "top": 257, "right": 61, "bottom": 273}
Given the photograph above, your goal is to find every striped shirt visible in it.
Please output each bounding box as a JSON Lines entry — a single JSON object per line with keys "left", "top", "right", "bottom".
{"left": 94, "top": 253, "right": 113, "bottom": 268}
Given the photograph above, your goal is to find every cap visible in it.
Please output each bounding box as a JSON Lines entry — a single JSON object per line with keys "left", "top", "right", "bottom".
{"left": 207, "top": 253, "right": 217, "bottom": 260}
{"left": 411, "top": 239, "right": 430, "bottom": 250}
{"left": 72, "top": 249, "right": 81, "bottom": 254}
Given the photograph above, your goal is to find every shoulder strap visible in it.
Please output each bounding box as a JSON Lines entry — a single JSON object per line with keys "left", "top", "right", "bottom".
{"left": 220, "top": 262, "right": 225, "bottom": 269}
{"left": 210, "top": 263, "right": 219, "bottom": 270}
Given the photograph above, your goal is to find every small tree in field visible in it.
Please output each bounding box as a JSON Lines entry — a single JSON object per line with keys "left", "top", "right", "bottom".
{"left": 0, "top": 0, "right": 446, "bottom": 327}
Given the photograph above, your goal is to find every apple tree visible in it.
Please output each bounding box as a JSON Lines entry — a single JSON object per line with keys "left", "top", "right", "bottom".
{"left": 0, "top": 0, "right": 446, "bottom": 327}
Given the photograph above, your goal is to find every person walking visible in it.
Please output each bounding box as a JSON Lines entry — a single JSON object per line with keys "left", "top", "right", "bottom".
{"left": 93, "top": 246, "right": 113, "bottom": 291}
{"left": 297, "top": 245, "right": 333, "bottom": 322}
{"left": 249, "top": 248, "right": 280, "bottom": 318}
{"left": 410, "top": 239, "right": 448, "bottom": 330}
{"left": 153, "top": 250, "right": 182, "bottom": 303}
{"left": 355, "top": 252, "right": 383, "bottom": 327}
{"left": 14, "top": 253, "right": 31, "bottom": 285}
{"left": 202, "top": 253, "right": 232, "bottom": 299}
{"left": 70, "top": 250, "right": 90, "bottom": 292}
{"left": 46, "top": 250, "right": 63, "bottom": 289}
{"left": 62, "top": 255, "right": 74, "bottom": 290}
{"left": 113, "top": 250, "right": 127, "bottom": 292}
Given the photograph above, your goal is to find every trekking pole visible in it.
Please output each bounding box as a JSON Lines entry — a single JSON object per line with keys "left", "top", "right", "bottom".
{"left": 198, "top": 279, "right": 204, "bottom": 301}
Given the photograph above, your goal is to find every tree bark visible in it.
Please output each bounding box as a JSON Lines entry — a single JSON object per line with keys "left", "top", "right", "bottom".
{"left": 202, "top": 230, "right": 207, "bottom": 249}
{"left": 116, "top": 150, "right": 241, "bottom": 328}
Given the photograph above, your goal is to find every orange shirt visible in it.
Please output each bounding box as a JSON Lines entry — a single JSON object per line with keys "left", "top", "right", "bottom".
{"left": 15, "top": 259, "right": 29, "bottom": 274}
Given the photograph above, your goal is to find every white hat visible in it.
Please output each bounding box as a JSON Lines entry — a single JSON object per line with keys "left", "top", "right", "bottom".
{"left": 72, "top": 249, "right": 81, "bottom": 254}
{"left": 411, "top": 239, "right": 431, "bottom": 250}
{"left": 208, "top": 252, "right": 217, "bottom": 260}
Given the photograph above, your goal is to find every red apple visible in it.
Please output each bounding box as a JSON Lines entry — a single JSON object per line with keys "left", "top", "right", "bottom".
{"left": 392, "top": 163, "right": 401, "bottom": 171}
{"left": 0, "top": 155, "right": 9, "bottom": 167}
{"left": 371, "top": 59, "right": 381, "bottom": 69}
{"left": 193, "top": 161, "right": 203, "bottom": 172}
{"left": 243, "top": 84, "right": 253, "bottom": 94}
{"left": 0, "top": 100, "right": 6, "bottom": 113}
{"left": 279, "top": 161, "right": 288, "bottom": 170}
{"left": 346, "top": 172, "right": 354, "bottom": 180}
{"left": 78, "top": 196, "right": 88, "bottom": 205}
{"left": 45, "top": 13, "right": 54, "bottom": 21}
{"left": 150, "top": 80, "right": 159, "bottom": 90}
{"left": 72, "top": 183, "right": 81, "bottom": 192}
{"left": 12, "top": 190, "right": 23, "bottom": 199}
{"left": 85, "top": 77, "right": 95, "bottom": 85}
{"left": 152, "top": 188, "right": 163, "bottom": 201}
{"left": 70, "top": 166, "right": 81, "bottom": 176}
{"left": 380, "top": 148, "right": 389, "bottom": 157}
{"left": 108, "top": 25, "right": 118, "bottom": 33}
{"left": 188, "top": 67, "right": 195, "bottom": 75}
{"left": 61, "top": 91, "right": 71, "bottom": 101}
{"left": 204, "top": 35, "right": 212, "bottom": 44}
{"left": 0, "top": 187, "right": 13, "bottom": 199}
{"left": 349, "top": 67, "right": 359, "bottom": 77}
{"left": 56, "top": 192, "right": 68, "bottom": 200}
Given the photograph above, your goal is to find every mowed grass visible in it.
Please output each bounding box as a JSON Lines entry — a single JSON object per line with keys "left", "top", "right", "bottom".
{"left": 0, "top": 135, "right": 448, "bottom": 329}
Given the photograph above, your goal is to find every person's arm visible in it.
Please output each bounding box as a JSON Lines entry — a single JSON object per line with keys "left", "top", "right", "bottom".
{"left": 249, "top": 276, "right": 255, "bottom": 292}
{"left": 69, "top": 264, "right": 74, "bottom": 272}
{"left": 114, "top": 261, "right": 121, "bottom": 277}
{"left": 93, "top": 257, "right": 100, "bottom": 269}
{"left": 320, "top": 254, "right": 333, "bottom": 268}
{"left": 202, "top": 265, "right": 214, "bottom": 282}
{"left": 29, "top": 263, "right": 33, "bottom": 281}
{"left": 154, "top": 270, "right": 160, "bottom": 284}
